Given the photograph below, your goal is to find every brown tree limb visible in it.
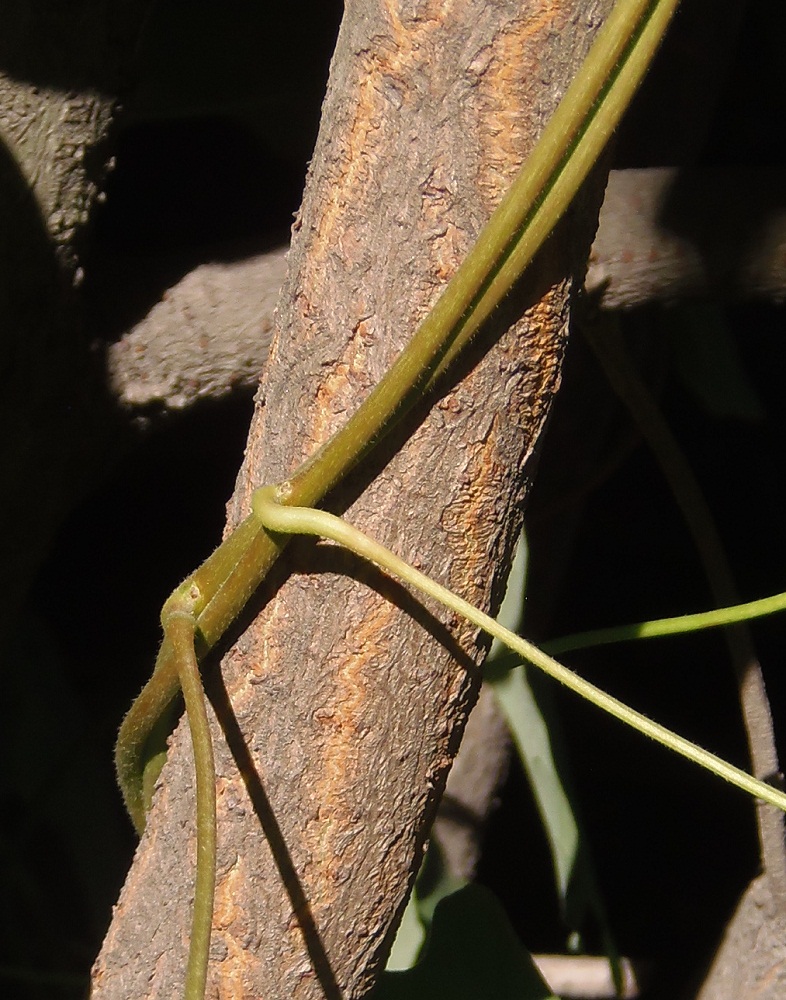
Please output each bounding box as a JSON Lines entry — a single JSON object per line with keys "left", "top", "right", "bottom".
{"left": 107, "top": 248, "right": 287, "bottom": 410}
{"left": 91, "top": 1, "right": 614, "bottom": 996}
{"left": 587, "top": 166, "right": 786, "bottom": 308}
{"left": 106, "top": 167, "right": 786, "bottom": 413}
{"left": 432, "top": 682, "right": 511, "bottom": 881}
{"left": 696, "top": 872, "right": 786, "bottom": 1000}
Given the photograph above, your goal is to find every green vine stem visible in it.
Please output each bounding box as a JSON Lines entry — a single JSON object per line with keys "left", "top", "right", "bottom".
{"left": 113, "top": 2, "right": 682, "bottom": 998}
{"left": 545, "top": 589, "right": 786, "bottom": 656}
{"left": 253, "top": 485, "right": 786, "bottom": 815}
{"left": 584, "top": 316, "right": 786, "bottom": 898}
{"left": 163, "top": 588, "right": 217, "bottom": 1000}
{"left": 116, "top": 0, "right": 680, "bottom": 834}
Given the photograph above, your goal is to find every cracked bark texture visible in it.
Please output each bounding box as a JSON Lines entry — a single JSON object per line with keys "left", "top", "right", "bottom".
{"left": 91, "top": 1, "right": 614, "bottom": 997}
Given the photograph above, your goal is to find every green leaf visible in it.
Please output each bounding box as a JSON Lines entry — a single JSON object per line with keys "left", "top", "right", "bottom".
{"left": 386, "top": 893, "right": 427, "bottom": 972}
{"left": 375, "top": 884, "right": 558, "bottom": 1000}
{"left": 484, "top": 535, "right": 580, "bottom": 907}
{"left": 484, "top": 534, "right": 621, "bottom": 986}
{"left": 488, "top": 662, "right": 579, "bottom": 903}
{"left": 387, "top": 842, "right": 467, "bottom": 971}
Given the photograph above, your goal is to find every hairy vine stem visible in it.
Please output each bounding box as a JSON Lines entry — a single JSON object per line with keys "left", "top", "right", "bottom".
{"left": 254, "top": 485, "right": 786, "bottom": 816}
{"left": 164, "top": 589, "right": 217, "bottom": 1000}
{"left": 584, "top": 318, "right": 786, "bottom": 899}
{"left": 117, "top": 0, "right": 681, "bottom": 835}
{"left": 113, "top": 2, "right": 682, "bottom": 998}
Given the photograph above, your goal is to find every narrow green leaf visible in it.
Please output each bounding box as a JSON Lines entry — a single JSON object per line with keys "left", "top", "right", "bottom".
{"left": 375, "top": 884, "right": 558, "bottom": 1000}
{"left": 489, "top": 662, "right": 579, "bottom": 903}
{"left": 485, "top": 535, "right": 620, "bottom": 985}
{"left": 484, "top": 535, "right": 580, "bottom": 905}
{"left": 386, "top": 894, "right": 427, "bottom": 972}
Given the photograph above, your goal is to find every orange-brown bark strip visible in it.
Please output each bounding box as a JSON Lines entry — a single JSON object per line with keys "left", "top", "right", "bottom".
{"left": 92, "top": 2, "right": 614, "bottom": 998}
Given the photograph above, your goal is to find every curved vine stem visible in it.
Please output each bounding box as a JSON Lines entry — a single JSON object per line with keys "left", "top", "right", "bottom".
{"left": 113, "top": 2, "right": 682, "bottom": 997}
{"left": 545, "top": 589, "right": 786, "bottom": 656}
{"left": 163, "top": 590, "right": 217, "bottom": 1000}
{"left": 253, "top": 485, "right": 786, "bottom": 815}
{"left": 584, "top": 316, "right": 786, "bottom": 897}
{"left": 116, "top": 0, "right": 681, "bottom": 833}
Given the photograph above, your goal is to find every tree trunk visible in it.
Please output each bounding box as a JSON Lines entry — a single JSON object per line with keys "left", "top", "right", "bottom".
{"left": 91, "top": 2, "right": 614, "bottom": 997}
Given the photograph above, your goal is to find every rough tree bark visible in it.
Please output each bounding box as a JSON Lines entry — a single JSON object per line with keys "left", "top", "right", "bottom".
{"left": 91, "top": 2, "right": 614, "bottom": 997}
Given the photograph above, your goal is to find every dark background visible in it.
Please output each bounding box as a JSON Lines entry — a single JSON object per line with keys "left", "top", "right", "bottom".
{"left": 3, "top": 2, "right": 785, "bottom": 998}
